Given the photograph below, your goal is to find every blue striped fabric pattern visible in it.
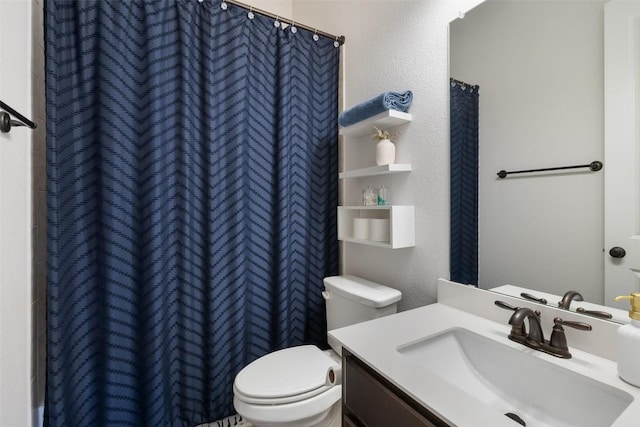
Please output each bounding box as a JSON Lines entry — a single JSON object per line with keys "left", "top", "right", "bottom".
{"left": 337, "top": 90, "right": 413, "bottom": 127}
{"left": 45, "top": 1, "right": 339, "bottom": 425}
{"left": 450, "top": 82, "right": 479, "bottom": 286}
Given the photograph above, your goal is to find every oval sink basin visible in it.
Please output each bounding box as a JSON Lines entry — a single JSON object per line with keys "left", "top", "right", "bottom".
{"left": 397, "top": 328, "right": 633, "bottom": 427}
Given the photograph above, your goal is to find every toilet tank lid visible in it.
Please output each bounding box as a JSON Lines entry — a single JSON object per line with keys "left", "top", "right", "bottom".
{"left": 323, "top": 275, "right": 401, "bottom": 308}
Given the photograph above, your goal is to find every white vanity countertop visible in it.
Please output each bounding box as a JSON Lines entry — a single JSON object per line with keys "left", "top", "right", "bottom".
{"left": 329, "top": 303, "right": 640, "bottom": 427}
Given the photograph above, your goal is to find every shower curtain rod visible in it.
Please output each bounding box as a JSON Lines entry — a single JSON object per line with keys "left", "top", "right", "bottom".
{"left": 219, "top": 0, "right": 345, "bottom": 45}
{"left": 450, "top": 78, "right": 479, "bottom": 90}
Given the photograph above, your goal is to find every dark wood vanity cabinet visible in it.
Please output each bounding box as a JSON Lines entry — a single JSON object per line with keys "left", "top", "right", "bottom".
{"left": 342, "top": 349, "right": 451, "bottom": 427}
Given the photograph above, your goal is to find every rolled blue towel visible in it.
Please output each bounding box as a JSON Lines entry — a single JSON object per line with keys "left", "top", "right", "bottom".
{"left": 338, "top": 91, "right": 413, "bottom": 127}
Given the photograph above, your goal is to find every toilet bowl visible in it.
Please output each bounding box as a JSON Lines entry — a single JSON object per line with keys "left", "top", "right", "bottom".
{"left": 233, "top": 345, "right": 342, "bottom": 427}
{"left": 233, "top": 275, "right": 401, "bottom": 427}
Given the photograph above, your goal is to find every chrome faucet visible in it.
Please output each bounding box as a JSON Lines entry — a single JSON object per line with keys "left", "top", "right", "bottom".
{"left": 558, "top": 290, "right": 583, "bottom": 310}
{"left": 495, "top": 301, "right": 592, "bottom": 359}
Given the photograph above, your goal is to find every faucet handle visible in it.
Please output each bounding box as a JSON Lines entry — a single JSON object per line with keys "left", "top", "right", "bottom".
{"left": 520, "top": 292, "right": 548, "bottom": 305}
{"left": 575, "top": 307, "right": 613, "bottom": 319}
{"left": 495, "top": 301, "right": 525, "bottom": 338}
{"left": 495, "top": 301, "right": 541, "bottom": 320}
{"left": 555, "top": 318, "right": 592, "bottom": 331}
{"left": 549, "top": 317, "right": 592, "bottom": 356}
{"left": 494, "top": 300, "right": 518, "bottom": 311}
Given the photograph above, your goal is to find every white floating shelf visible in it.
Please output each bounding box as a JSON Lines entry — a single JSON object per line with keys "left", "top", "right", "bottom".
{"left": 339, "top": 163, "right": 412, "bottom": 179}
{"left": 339, "top": 237, "right": 397, "bottom": 249}
{"left": 340, "top": 206, "right": 397, "bottom": 210}
{"left": 337, "top": 205, "right": 415, "bottom": 249}
{"left": 339, "top": 110, "right": 412, "bottom": 137}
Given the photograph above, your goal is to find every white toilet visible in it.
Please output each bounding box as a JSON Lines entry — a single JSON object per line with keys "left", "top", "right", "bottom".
{"left": 233, "top": 275, "right": 402, "bottom": 427}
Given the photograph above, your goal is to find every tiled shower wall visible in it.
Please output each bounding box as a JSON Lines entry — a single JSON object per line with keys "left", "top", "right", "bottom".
{"left": 31, "top": 0, "right": 47, "bottom": 422}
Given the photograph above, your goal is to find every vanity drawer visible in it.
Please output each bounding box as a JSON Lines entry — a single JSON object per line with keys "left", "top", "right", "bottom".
{"left": 342, "top": 350, "right": 450, "bottom": 427}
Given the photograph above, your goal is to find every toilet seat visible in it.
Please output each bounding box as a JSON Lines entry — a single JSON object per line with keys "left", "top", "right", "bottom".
{"left": 233, "top": 385, "right": 341, "bottom": 427}
{"left": 234, "top": 345, "right": 338, "bottom": 405}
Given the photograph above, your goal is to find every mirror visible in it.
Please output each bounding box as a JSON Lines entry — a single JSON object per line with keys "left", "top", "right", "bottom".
{"left": 449, "top": 0, "right": 631, "bottom": 322}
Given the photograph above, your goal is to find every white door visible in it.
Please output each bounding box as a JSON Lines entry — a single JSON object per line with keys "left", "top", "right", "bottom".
{"left": 604, "top": 0, "right": 640, "bottom": 308}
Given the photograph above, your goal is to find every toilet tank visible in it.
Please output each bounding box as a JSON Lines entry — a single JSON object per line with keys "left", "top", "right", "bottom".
{"left": 322, "top": 275, "right": 402, "bottom": 354}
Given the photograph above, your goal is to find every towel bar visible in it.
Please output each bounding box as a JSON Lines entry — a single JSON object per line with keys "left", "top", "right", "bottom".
{"left": 0, "top": 99, "right": 37, "bottom": 133}
{"left": 497, "top": 161, "right": 602, "bottom": 178}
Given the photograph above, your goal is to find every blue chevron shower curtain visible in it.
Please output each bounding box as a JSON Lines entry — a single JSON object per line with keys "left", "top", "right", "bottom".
{"left": 450, "top": 81, "right": 479, "bottom": 286}
{"left": 45, "top": 1, "right": 339, "bottom": 425}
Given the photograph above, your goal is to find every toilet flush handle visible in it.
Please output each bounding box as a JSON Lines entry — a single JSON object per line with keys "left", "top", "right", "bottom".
{"left": 322, "top": 290, "right": 331, "bottom": 300}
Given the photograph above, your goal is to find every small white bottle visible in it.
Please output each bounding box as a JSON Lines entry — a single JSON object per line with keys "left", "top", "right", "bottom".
{"left": 614, "top": 293, "right": 640, "bottom": 387}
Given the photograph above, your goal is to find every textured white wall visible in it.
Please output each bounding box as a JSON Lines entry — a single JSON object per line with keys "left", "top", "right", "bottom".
{"left": 450, "top": 1, "right": 605, "bottom": 303}
{"left": 294, "top": 0, "right": 483, "bottom": 310}
{"left": 0, "top": 0, "right": 34, "bottom": 425}
{"left": 251, "top": 0, "right": 293, "bottom": 17}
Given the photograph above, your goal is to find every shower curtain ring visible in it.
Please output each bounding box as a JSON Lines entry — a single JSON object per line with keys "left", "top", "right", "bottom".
{"left": 334, "top": 36, "right": 340, "bottom": 48}
{"left": 313, "top": 29, "right": 319, "bottom": 42}
{"left": 221, "top": 0, "right": 228, "bottom": 10}
{"left": 274, "top": 15, "right": 281, "bottom": 28}
{"left": 290, "top": 19, "right": 297, "bottom": 33}
{"left": 248, "top": 6, "right": 254, "bottom": 19}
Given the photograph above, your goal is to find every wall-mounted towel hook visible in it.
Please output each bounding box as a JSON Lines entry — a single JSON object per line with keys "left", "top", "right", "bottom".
{"left": 0, "top": 100, "right": 37, "bottom": 133}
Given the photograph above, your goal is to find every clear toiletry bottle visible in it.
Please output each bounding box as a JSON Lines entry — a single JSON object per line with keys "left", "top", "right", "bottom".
{"left": 362, "top": 186, "right": 377, "bottom": 206}
{"left": 377, "top": 185, "right": 389, "bottom": 205}
{"left": 614, "top": 293, "right": 640, "bottom": 387}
